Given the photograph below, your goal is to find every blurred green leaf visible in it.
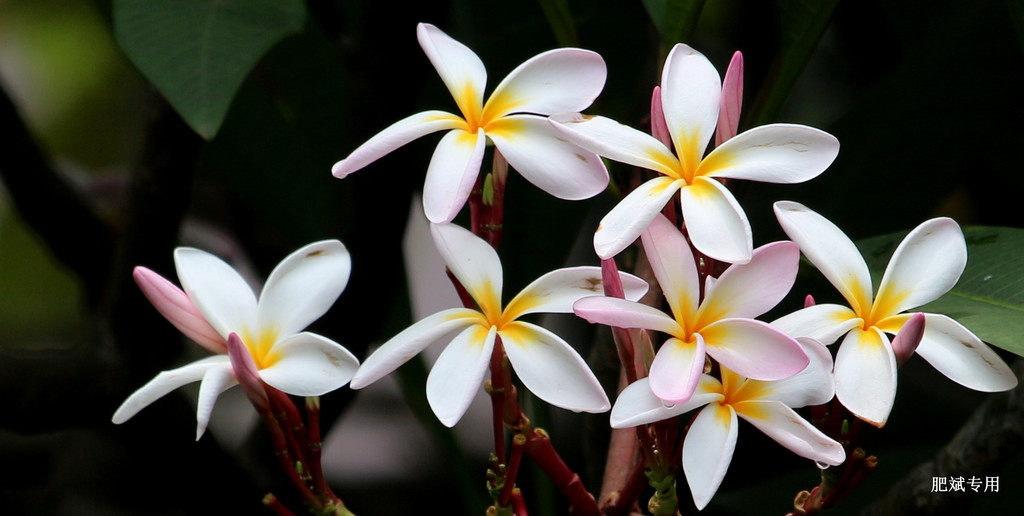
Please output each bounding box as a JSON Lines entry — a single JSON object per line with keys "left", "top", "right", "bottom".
{"left": 537, "top": 0, "right": 578, "bottom": 46}
{"left": 859, "top": 226, "right": 1024, "bottom": 357}
{"left": 113, "top": 0, "right": 306, "bottom": 138}
{"left": 642, "top": 0, "right": 705, "bottom": 54}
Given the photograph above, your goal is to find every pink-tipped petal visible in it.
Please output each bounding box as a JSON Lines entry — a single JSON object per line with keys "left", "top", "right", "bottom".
{"left": 227, "top": 332, "right": 268, "bottom": 410}
{"left": 501, "top": 321, "right": 609, "bottom": 413}
{"left": 429, "top": 223, "right": 503, "bottom": 308}
{"left": 735, "top": 400, "right": 845, "bottom": 465}
{"left": 505, "top": 266, "right": 647, "bottom": 320}
{"left": 611, "top": 376, "right": 723, "bottom": 428}
{"left": 487, "top": 115, "right": 608, "bottom": 200}
{"left": 774, "top": 201, "right": 874, "bottom": 315}
{"left": 133, "top": 266, "right": 226, "bottom": 354}
{"left": 260, "top": 332, "right": 359, "bottom": 396}
{"left": 641, "top": 214, "right": 700, "bottom": 320}
{"left": 194, "top": 362, "right": 237, "bottom": 440}
{"left": 702, "top": 124, "right": 839, "bottom": 183}
{"left": 650, "top": 86, "right": 672, "bottom": 148}
{"left": 772, "top": 303, "right": 862, "bottom": 345}
{"left": 834, "top": 327, "right": 897, "bottom": 427}
{"left": 874, "top": 218, "right": 967, "bottom": 316}
{"left": 594, "top": 176, "right": 684, "bottom": 259}
{"left": 426, "top": 325, "right": 496, "bottom": 427}
{"left": 417, "top": 23, "right": 487, "bottom": 118}
{"left": 549, "top": 113, "right": 682, "bottom": 177}
{"left": 649, "top": 336, "right": 706, "bottom": 403}
{"left": 485, "top": 48, "right": 606, "bottom": 117}
{"left": 751, "top": 338, "right": 836, "bottom": 408}
{"left": 697, "top": 241, "right": 799, "bottom": 322}
{"left": 331, "top": 110, "right": 464, "bottom": 178}
{"left": 573, "top": 296, "right": 682, "bottom": 336}
{"left": 914, "top": 313, "right": 1017, "bottom": 392}
{"left": 112, "top": 355, "right": 229, "bottom": 425}
{"left": 423, "top": 127, "right": 487, "bottom": 223}
{"left": 715, "top": 51, "right": 743, "bottom": 146}
{"left": 683, "top": 403, "right": 737, "bottom": 510}
{"left": 258, "top": 240, "right": 350, "bottom": 337}
{"left": 660, "top": 44, "right": 721, "bottom": 171}
{"left": 174, "top": 247, "right": 258, "bottom": 339}
{"left": 890, "top": 312, "right": 926, "bottom": 366}
{"left": 701, "top": 318, "right": 809, "bottom": 381}
{"left": 351, "top": 308, "right": 480, "bottom": 389}
{"left": 680, "top": 177, "right": 752, "bottom": 264}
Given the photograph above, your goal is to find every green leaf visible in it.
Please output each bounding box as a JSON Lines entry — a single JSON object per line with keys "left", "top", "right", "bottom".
{"left": 641, "top": 0, "right": 705, "bottom": 55}
{"left": 858, "top": 226, "right": 1024, "bottom": 357}
{"left": 113, "top": 0, "right": 306, "bottom": 139}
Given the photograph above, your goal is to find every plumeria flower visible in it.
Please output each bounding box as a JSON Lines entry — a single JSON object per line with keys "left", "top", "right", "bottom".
{"left": 610, "top": 339, "right": 844, "bottom": 510}
{"left": 332, "top": 23, "right": 609, "bottom": 223}
{"left": 551, "top": 43, "right": 839, "bottom": 263}
{"left": 112, "top": 240, "right": 360, "bottom": 439}
{"left": 573, "top": 214, "right": 809, "bottom": 405}
{"left": 772, "top": 201, "right": 1017, "bottom": 426}
{"left": 350, "top": 222, "right": 648, "bottom": 427}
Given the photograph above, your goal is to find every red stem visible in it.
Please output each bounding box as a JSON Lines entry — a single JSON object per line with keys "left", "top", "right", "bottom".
{"left": 525, "top": 429, "right": 600, "bottom": 516}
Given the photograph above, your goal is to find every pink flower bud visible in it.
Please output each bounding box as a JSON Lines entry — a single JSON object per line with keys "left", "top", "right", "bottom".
{"left": 133, "top": 266, "right": 227, "bottom": 354}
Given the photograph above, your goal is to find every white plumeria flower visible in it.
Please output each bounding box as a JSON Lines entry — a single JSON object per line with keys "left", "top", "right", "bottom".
{"left": 350, "top": 222, "right": 648, "bottom": 427}
{"left": 112, "top": 240, "right": 360, "bottom": 439}
{"left": 610, "top": 339, "right": 844, "bottom": 510}
{"left": 772, "top": 201, "right": 1017, "bottom": 426}
{"left": 332, "top": 23, "right": 609, "bottom": 223}
{"left": 550, "top": 43, "right": 839, "bottom": 263}
{"left": 573, "top": 214, "right": 810, "bottom": 405}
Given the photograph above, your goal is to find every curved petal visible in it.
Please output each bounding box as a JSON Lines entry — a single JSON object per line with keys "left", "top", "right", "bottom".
{"left": 426, "top": 325, "right": 496, "bottom": 427}
{"left": 660, "top": 44, "right": 720, "bottom": 175}
{"left": 487, "top": 115, "right": 608, "bottom": 199}
{"left": 701, "top": 124, "right": 839, "bottom": 183}
{"left": 260, "top": 332, "right": 359, "bottom": 396}
{"left": 258, "top": 240, "right": 350, "bottom": 337}
{"left": 417, "top": 23, "right": 486, "bottom": 118}
{"left": 873, "top": 218, "right": 967, "bottom": 317}
{"left": 501, "top": 321, "right": 609, "bottom": 413}
{"left": 133, "top": 266, "right": 226, "bottom": 354}
{"left": 594, "top": 176, "right": 684, "bottom": 259}
{"left": 573, "top": 296, "right": 682, "bottom": 336}
{"left": 331, "top": 110, "right": 464, "bottom": 178}
{"left": 351, "top": 308, "right": 481, "bottom": 389}
{"left": 429, "top": 222, "right": 503, "bottom": 310}
{"left": 701, "top": 318, "right": 808, "bottom": 381}
{"left": 611, "top": 376, "right": 723, "bottom": 428}
{"left": 548, "top": 113, "right": 681, "bottom": 177}
{"left": 697, "top": 241, "right": 799, "bottom": 323}
{"left": 504, "top": 266, "right": 647, "bottom": 320}
{"left": 774, "top": 201, "right": 873, "bottom": 315}
{"left": 741, "top": 338, "right": 836, "bottom": 408}
{"left": 735, "top": 400, "right": 845, "bottom": 465}
{"left": 112, "top": 355, "right": 230, "bottom": 424}
{"left": 195, "top": 363, "right": 237, "bottom": 440}
{"left": 680, "top": 177, "right": 752, "bottom": 264}
{"left": 915, "top": 313, "right": 1017, "bottom": 392}
{"left": 174, "top": 247, "right": 258, "bottom": 338}
{"left": 834, "top": 327, "right": 897, "bottom": 427}
{"left": 649, "top": 335, "right": 706, "bottom": 403}
{"left": 484, "top": 48, "right": 606, "bottom": 118}
{"left": 683, "top": 403, "right": 737, "bottom": 511}
{"left": 641, "top": 214, "right": 699, "bottom": 321}
{"left": 771, "top": 303, "right": 861, "bottom": 345}
{"left": 423, "top": 127, "right": 487, "bottom": 223}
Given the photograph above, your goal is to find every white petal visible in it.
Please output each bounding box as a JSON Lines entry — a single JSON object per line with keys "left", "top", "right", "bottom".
{"left": 351, "top": 308, "right": 481, "bottom": 389}
{"left": 701, "top": 318, "right": 809, "bottom": 382}
{"left": 735, "top": 401, "right": 845, "bottom": 465}
{"left": 874, "top": 218, "right": 967, "bottom": 317}
{"left": 771, "top": 303, "right": 862, "bottom": 345}
{"left": 417, "top": 23, "right": 486, "bottom": 118}
{"left": 429, "top": 222, "right": 503, "bottom": 309}
{"left": 487, "top": 115, "right": 608, "bottom": 199}
{"left": 774, "top": 201, "right": 874, "bottom": 315}
{"left": 680, "top": 177, "right": 752, "bottom": 264}
{"left": 500, "top": 321, "right": 609, "bottom": 413}
{"left": 610, "top": 376, "right": 723, "bottom": 428}
{"left": 649, "top": 335, "right": 706, "bottom": 403}
{"left": 331, "top": 110, "right": 464, "bottom": 178}
{"left": 834, "top": 327, "right": 897, "bottom": 427}
{"left": 260, "top": 332, "right": 360, "bottom": 396}
{"left": 660, "top": 44, "right": 720, "bottom": 173}
{"left": 174, "top": 248, "right": 258, "bottom": 338}
{"left": 683, "top": 403, "right": 737, "bottom": 510}
{"left": 753, "top": 338, "right": 836, "bottom": 408}
{"left": 594, "top": 176, "right": 684, "bottom": 259}
{"left": 423, "top": 128, "right": 487, "bottom": 223}
{"left": 698, "top": 241, "right": 799, "bottom": 321}
{"left": 549, "top": 113, "right": 682, "bottom": 177}
{"left": 112, "top": 355, "right": 229, "bottom": 424}
{"left": 641, "top": 214, "right": 699, "bottom": 322}
{"left": 701, "top": 124, "right": 839, "bottom": 183}
{"left": 426, "top": 325, "right": 496, "bottom": 427}
{"left": 504, "top": 266, "right": 647, "bottom": 320}
{"left": 915, "top": 313, "right": 1017, "bottom": 392}
{"left": 484, "top": 48, "right": 606, "bottom": 117}
{"left": 257, "top": 240, "right": 350, "bottom": 337}
{"left": 573, "top": 296, "right": 683, "bottom": 336}
{"left": 195, "top": 363, "right": 237, "bottom": 440}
